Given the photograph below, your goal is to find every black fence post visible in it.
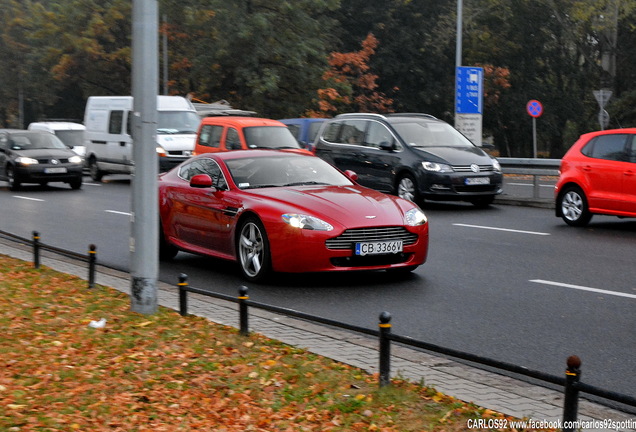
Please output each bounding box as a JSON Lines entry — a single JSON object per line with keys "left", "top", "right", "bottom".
{"left": 32, "top": 231, "right": 40, "bottom": 269}
{"left": 88, "top": 244, "right": 96, "bottom": 289}
{"left": 238, "top": 285, "right": 249, "bottom": 336}
{"left": 378, "top": 311, "right": 392, "bottom": 387}
{"left": 178, "top": 273, "right": 188, "bottom": 316}
{"left": 563, "top": 355, "right": 581, "bottom": 432}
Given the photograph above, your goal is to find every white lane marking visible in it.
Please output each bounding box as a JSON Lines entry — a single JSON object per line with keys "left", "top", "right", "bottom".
{"left": 530, "top": 279, "right": 636, "bottom": 300}
{"left": 13, "top": 196, "right": 44, "bottom": 202}
{"left": 105, "top": 210, "right": 131, "bottom": 216}
{"left": 453, "top": 223, "right": 550, "bottom": 236}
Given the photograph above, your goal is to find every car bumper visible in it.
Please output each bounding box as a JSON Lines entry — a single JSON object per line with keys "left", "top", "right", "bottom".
{"left": 418, "top": 171, "right": 503, "bottom": 200}
{"left": 14, "top": 164, "right": 84, "bottom": 183}
{"left": 268, "top": 224, "right": 429, "bottom": 273}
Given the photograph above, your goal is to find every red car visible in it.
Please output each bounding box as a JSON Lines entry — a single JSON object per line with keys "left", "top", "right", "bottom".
{"left": 555, "top": 128, "right": 636, "bottom": 226}
{"left": 159, "top": 150, "right": 429, "bottom": 281}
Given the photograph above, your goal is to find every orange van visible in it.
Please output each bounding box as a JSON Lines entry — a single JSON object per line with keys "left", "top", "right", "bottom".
{"left": 193, "top": 116, "right": 311, "bottom": 155}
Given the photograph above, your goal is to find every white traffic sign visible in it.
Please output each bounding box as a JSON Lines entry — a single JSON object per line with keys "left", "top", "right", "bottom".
{"left": 593, "top": 90, "right": 612, "bottom": 108}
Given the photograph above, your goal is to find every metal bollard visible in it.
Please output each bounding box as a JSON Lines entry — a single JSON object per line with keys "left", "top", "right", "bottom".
{"left": 562, "top": 355, "right": 581, "bottom": 432}
{"left": 178, "top": 274, "right": 188, "bottom": 316}
{"left": 378, "top": 311, "right": 392, "bottom": 387}
{"left": 32, "top": 231, "right": 40, "bottom": 269}
{"left": 238, "top": 286, "right": 249, "bottom": 336}
{"left": 88, "top": 244, "right": 97, "bottom": 289}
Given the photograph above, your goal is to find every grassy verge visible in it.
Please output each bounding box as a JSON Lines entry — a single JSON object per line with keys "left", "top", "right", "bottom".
{"left": 0, "top": 255, "right": 552, "bottom": 431}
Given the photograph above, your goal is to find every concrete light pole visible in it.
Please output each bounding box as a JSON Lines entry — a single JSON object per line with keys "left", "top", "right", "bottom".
{"left": 130, "top": 0, "right": 159, "bottom": 314}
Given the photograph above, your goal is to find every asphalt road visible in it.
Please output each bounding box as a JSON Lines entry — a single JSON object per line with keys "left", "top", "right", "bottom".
{"left": 1, "top": 175, "right": 634, "bottom": 399}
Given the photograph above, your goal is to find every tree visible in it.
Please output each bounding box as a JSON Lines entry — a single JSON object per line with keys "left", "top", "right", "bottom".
{"left": 308, "top": 33, "right": 394, "bottom": 117}
{"left": 162, "top": 0, "right": 339, "bottom": 118}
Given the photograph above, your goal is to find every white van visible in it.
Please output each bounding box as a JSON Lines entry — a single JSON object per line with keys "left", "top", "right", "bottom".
{"left": 83, "top": 95, "right": 200, "bottom": 181}
{"left": 28, "top": 121, "right": 86, "bottom": 158}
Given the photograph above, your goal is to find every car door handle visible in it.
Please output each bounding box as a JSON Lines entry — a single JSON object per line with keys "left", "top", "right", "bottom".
{"left": 625, "top": 170, "right": 635, "bottom": 176}
{"left": 582, "top": 165, "right": 592, "bottom": 172}
{"left": 120, "top": 142, "right": 126, "bottom": 146}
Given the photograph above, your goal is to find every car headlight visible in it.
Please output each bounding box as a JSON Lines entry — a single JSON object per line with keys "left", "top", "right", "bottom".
{"left": 15, "top": 157, "right": 38, "bottom": 165}
{"left": 156, "top": 145, "right": 167, "bottom": 157}
{"left": 492, "top": 158, "right": 502, "bottom": 173}
{"left": 422, "top": 161, "right": 453, "bottom": 172}
{"left": 69, "top": 155, "right": 83, "bottom": 164}
{"left": 282, "top": 214, "right": 333, "bottom": 231}
{"left": 404, "top": 208, "right": 427, "bottom": 226}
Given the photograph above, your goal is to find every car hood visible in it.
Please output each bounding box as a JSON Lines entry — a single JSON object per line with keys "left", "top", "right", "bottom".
{"left": 248, "top": 185, "right": 412, "bottom": 227}
{"left": 157, "top": 134, "right": 196, "bottom": 151}
{"left": 11, "top": 148, "right": 77, "bottom": 159}
{"left": 412, "top": 145, "right": 492, "bottom": 164}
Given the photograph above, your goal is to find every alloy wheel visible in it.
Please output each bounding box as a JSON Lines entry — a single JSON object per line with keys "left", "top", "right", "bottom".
{"left": 560, "top": 187, "right": 592, "bottom": 226}
{"left": 238, "top": 219, "right": 269, "bottom": 280}
{"left": 397, "top": 176, "right": 416, "bottom": 202}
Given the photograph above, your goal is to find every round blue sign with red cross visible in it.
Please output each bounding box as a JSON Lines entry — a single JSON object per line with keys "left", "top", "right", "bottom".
{"left": 526, "top": 100, "right": 543, "bottom": 118}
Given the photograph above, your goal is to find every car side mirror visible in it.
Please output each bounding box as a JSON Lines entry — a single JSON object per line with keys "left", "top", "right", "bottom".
{"left": 379, "top": 141, "right": 395, "bottom": 152}
{"left": 344, "top": 170, "right": 358, "bottom": 182}
{"left": 190, "top": 174, "right": 214, "bottom": 188}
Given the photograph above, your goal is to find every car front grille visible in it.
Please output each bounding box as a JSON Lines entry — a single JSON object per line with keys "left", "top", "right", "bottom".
{"left": 452, "top": 164, "right": 494, "bottom": 173}
{"left": 326, "top": 226, "right": 418, "bottom": 250}
{"left": 36, "top": 158, "right": 71, "bottom": 164}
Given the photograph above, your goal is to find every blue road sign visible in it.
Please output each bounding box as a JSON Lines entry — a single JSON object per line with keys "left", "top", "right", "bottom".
{"left": 526, "top": 100, "right": 543, "bottom": 117}
{"left": 455, "top": 67, "right": 483, "bottom": 115}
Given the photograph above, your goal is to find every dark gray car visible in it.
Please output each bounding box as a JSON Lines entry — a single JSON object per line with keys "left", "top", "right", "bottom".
{"left": 0, "top": 129, "right": 84, "bottom": 190}
{"left": 313, "top": 113, "right": 503, "bottom": 207}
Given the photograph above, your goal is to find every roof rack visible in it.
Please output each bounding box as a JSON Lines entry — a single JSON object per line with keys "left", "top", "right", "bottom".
{"left": 335, "top": 113, "right": 388, "bottom": 119}
{"left": 385, "top": 113, "right": 437, "bottom": 120}
{"left": 334, "top": 112, "right": 438, "bottom": 120}
{"left": 192, "top": 101, "right": 257, "bottom": 118}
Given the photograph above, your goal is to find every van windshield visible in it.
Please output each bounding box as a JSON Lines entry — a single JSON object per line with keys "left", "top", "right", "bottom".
{"left": 157, "top": 111, "right": 201, "bottom": 134}
{"left": 391, "top": 120, "right": 475, "bottom": 148}
{"left": 55, "top": 130, "right": 84, "bottom": 148}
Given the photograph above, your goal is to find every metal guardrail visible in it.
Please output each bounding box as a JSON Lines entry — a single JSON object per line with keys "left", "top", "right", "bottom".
{"left": 498, "top": 158, "right": 560, "bottom": 199}
{"left": 499, "top": 157, "right": 560, "bottom": 175}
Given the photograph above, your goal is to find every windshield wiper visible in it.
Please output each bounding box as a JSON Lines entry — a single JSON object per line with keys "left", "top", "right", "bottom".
{"left": 283, "top": 181, "right": 328, "bottom": 187}
{"left": 245, "top": 184, "right": 279, "bottom": 189}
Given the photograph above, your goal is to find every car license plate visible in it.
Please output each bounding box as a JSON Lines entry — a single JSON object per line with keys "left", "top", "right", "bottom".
{"left": 465, "top": 177, "right": 490, "bottom": 185}
{"left": 355, "top": 240, "right": 403, "bottom": 256}
{"left": 44, "top": 167, "right": 67, "bottom": 174}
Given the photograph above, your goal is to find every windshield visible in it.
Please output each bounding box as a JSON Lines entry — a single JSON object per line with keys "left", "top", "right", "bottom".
{"left": 392, "top": 120, "right": 475, "bottom": 148}
{"left": 9, "top": 133, "right": 68, "bottom": 150}
{"left": 157, "top": 111, "right": 201, "bottom": 134}
{"left": 226, "top": 155, "right": 353, "bottom": 189}
{"left": 55, "top": 130, "right": 84, "bottom": 148}
{"left": 244, "top": 126, "right": 301, "bottom": 149}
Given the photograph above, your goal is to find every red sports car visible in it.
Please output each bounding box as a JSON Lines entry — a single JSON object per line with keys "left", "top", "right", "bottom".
{"left": 159, "top": 150, "right": 429, "bottom": 281}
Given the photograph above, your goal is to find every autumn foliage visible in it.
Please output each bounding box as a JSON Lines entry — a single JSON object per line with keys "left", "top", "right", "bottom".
{"left": 0, "top": 255, "right": 554, "bottom": 431}
{"left": 308, "top": 34, "right": 396, "bottom": 117}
